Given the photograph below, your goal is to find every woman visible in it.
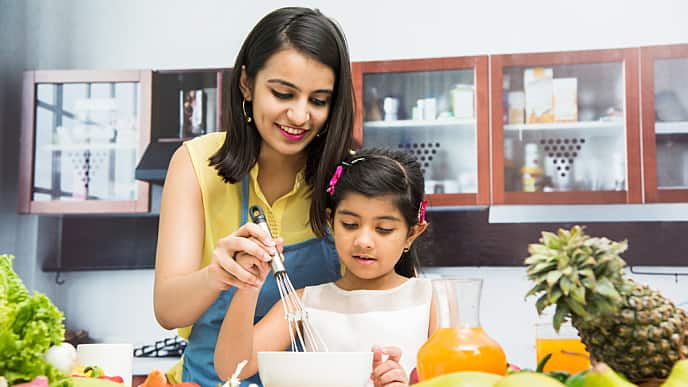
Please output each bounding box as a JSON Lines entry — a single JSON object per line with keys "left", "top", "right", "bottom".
{"left": 153, "top": 7, "right": 355, "bottom": 386}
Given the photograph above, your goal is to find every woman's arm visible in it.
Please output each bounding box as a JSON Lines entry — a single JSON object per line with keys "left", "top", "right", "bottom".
{"left": 214, "top": 276, "right": 298, "bottom": 381}
{"left": 153, "top": 146, "right": 276, "bottom": 329}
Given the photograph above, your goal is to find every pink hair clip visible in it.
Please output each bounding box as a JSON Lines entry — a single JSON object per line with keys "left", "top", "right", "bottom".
{"left": 418, "top": 199, "right": 428, "bottom": 223}
{"left": 326, "top": 165, "right": 343, "bottom": 196}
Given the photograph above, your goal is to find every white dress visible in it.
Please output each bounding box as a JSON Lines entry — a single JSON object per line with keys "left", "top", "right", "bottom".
{"left": 301, "top": 278, "right": 432, "bottom": 374}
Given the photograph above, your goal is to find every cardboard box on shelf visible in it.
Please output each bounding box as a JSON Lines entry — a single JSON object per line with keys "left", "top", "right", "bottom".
{"left": 524, "top": 67, "right": 554, "bottom": 123}
{"left": 553, "top": 78, "right": 578, "bottom": 122}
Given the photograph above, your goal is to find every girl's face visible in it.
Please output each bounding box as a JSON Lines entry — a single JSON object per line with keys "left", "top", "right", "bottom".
{"left": 240, "top": 48, "right": 335, "bottom": 160}
{"left": 331, "top": 192, "right": 425, "bottom": 287}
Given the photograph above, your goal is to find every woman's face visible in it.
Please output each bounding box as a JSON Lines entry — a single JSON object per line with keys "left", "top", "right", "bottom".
{"left": 241, "top": 48, "right": 335, "bottom": 160}
{"left": 331, "top": 193, "right": 421, "bottom": 286}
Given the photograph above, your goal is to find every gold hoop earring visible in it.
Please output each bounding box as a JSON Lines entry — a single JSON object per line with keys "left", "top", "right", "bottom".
{"left": 242, "top": 98, "right": 252, "bottom": 123}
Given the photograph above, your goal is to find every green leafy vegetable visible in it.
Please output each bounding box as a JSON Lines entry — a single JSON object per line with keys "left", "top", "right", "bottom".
{"left": 0, "top": 254, "right": 73, "bottom": 387}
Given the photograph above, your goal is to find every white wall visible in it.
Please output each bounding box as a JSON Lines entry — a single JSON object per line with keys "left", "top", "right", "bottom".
{"left": 3, "top": 0, "right": 688, "bottom": 369}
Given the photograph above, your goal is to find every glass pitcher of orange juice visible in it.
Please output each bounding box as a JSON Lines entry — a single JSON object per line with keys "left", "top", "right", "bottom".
{"left": 535, "top": 318, "right": 590, "bottom": 374}
{"left": 416, "top": 278, "right": 506, "bottom": 381}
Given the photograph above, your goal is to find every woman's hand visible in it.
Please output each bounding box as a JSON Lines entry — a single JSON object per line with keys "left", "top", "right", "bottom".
{"left": 206, "top": 222, "right": 283, "bottom": 291}
{"left": 371, "top": 345, "right": 409, "bottom": 387}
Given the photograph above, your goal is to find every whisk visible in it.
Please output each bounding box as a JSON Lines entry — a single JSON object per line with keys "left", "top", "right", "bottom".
{"left": 248, "top": 205, "right": 327, "bottom": 352}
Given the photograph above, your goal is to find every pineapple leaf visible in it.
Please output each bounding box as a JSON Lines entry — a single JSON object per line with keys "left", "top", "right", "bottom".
{"left": 536, "top": 294, "right": 550, "bottom": 315}
{"left": 596, "top": 277, "right": 622, "bottom": 303}
{"left": 565, "top": 297, "right": 589, "bottom": 319}
{"left": 546, "top": 271, "right": 563, "bottom": 287}
{"left": 527, "top": 244, "right": 550, "bottom": 256}
{"left": 527, "top": 261, "right": 557, "bottom": 277}
{"left": 570, "top": 284, "right": 586, "bottom": 305}
{"left": 553, "top": 303, "right": 571, "bottom": 331}
{"left": 560, "top": 276, "right": 574, "bottom": 296}
{"left": 541, "top": 231, "right": 560, "bottom": 249}
{"left": 548, "top": 289, "right": 563, "bottom": 304}
{"left": 525, "top": 283, "right": 546, "bottom": 299}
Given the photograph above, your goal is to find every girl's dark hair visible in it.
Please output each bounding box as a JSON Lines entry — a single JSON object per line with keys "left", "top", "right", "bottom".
{"left": 326, "top": 148, "right": 426, "bottom": 278}
{"left": 209, "top": 7, "right": 354, "bottom": 237}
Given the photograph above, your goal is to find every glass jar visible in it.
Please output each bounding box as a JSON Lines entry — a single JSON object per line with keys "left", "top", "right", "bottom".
{"left": 416, "top": 278, "right": 506, "bottom": 381}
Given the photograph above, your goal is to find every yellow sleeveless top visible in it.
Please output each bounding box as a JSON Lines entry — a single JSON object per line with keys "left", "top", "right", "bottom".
{"left": 179, "top": 132, "right": 316, "bottom": 338}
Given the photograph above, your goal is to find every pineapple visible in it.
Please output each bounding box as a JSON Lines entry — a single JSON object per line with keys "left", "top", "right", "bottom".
{"left": 524, "top": 226, "right": 688, "bottom": 381}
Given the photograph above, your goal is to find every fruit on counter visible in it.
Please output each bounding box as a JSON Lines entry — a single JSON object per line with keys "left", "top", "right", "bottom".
{"left": 663, "top": 359, "right": 688, "bottom": 386}
{"left": 564, "top": 370, "right": 590, "bottom": 387}
{"left": 506, "top": 352, "right": 571, "bottom": 383}
{"left": 45, "top": 342, "right": 78, "bottom": 375}
{"left": 72, "top": 366, "right": 124, "bottom": 384}
{"left": 11, "top": 376, "right": 49, "bottom": 387}
{"left": 70, "top": 377, "right": 125, "bottom": 387}
{"left": 580, "top": 363, "right": 635, "bottom": 387}
{"left": 136, "top": 369, "right": 199, "bottom": 387}
{"left": 524, "top": 226, "right": 688, "bottom": 382}
{"left": 0, "top": 254, "right": 71, "bottom": 387}
{"left": 413, "top": 371, "right": 502, "bottom": 387}
{"left": 493, "top": 372, "right": 565, "bottom": 387}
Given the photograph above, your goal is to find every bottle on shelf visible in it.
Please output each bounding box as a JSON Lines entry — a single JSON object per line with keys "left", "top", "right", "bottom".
{"left": 366, "top": 87, "right": 383, "bottom": 122}
{"left": 521, "top": 143, "right": 544, "bottom": 192}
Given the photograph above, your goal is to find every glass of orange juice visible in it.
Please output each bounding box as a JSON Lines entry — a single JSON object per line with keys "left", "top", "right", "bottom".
{"left": 535, "top": 319, "right": 590, "bottom": 374}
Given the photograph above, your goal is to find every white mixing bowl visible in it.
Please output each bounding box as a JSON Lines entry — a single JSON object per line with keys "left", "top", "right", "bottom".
{"left": 257, "top": 351, "right": 373, "bottom": 387}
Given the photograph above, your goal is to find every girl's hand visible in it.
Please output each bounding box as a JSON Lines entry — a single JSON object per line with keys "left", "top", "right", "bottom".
{"left": 206, "top": 222, "right": 283, "bottom": 291}
{"left": 371, "top": 345, "right": 409, "bottom": 387}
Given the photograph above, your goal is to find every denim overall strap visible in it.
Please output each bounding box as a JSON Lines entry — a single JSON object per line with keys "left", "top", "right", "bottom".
{"left": 182, "top": 175, "right": 340, "bottom": 387}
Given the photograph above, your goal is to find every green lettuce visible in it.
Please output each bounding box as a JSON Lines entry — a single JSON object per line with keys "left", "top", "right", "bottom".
{"left": 0, "top": 254, "right": 72, "bottom": 387}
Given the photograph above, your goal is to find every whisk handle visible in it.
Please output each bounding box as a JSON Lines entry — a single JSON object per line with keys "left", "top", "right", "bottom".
{"left": 248, "top": 205, "right": 286, "bottom": 274}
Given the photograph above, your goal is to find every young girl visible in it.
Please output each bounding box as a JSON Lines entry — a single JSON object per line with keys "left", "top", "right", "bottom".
{"left": 153, "top": 7, "right": 355, "bottom": 385}
{"left": 215, "top": 148, "right": 437, "bottom": 387}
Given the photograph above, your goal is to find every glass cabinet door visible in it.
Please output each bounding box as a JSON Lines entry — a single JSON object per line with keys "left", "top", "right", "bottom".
{"left": 491, "top": 49, "right": 641, "bottom": 204}
{"left": 19, "top": 70, "right": 152, "bottom": 213}
{"left": 641, "top": 44, "right": 688, "bottom": 202}
{"left": 353, "top": 57, "right": 489, "bottom": 206}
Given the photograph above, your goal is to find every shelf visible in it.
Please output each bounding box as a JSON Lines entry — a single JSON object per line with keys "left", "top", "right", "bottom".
{"left": 655, "top": 121, "right": 688, "bottom": 134}
{"left": 364, "top": 118, "right": 476, "bottom": 129}
{"left": 504, "top": 120, "right": 625, "bottom": 137}
{"left": 41, "top": 143, "right": 137, "bottom": 151}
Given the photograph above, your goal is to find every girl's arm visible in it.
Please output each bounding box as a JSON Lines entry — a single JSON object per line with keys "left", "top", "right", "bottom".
{"left": 214, "top": 263, "right": 298, "bottom": 380}
{"left": 153, "top": 146, "right": 275, "bottom": 329}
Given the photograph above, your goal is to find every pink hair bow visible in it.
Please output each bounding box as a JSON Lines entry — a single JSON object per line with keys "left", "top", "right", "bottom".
{"left": 418, "top": 199, "right": 428, "bottom": 223}
{"left": 326, "top": 165, "right": 343, "bottom": 196}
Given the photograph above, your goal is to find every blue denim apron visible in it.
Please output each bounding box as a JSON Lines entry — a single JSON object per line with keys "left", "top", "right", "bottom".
{"left": 182, "top": 176, "right": 340, "bottom": 387}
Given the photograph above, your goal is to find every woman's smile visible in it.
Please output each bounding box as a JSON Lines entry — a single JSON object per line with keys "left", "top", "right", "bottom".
{"left": 277, "top": 123, "right": 308, "bottom": 140}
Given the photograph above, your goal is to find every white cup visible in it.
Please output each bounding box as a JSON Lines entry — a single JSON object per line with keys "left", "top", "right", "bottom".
{"left": 77, "top": 343, "right": 133, "bottom": 387}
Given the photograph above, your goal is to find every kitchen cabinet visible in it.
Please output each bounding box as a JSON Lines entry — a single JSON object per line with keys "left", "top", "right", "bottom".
{"left": 490, "top": 48, "right": 642, "bottom": 204}
{"left": 352, "top": 56, "right": 490, "bottom": 206}
{"left": 151, "top": 68, "right": 230, "bottom": 140}
{"left": 641, "top": 44, "right": 688, "bottom": 202}
{"left": 136, "top": 68, "right": 231, "bottom": 183}
{"left": 18, "top": 70, "right": 153, "bottom": 214}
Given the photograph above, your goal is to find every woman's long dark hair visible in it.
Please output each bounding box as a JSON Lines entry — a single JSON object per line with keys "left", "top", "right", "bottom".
{"left": 326, "top": 148, "right": 426, "bottom": 278}
{"left": 209, "top": 7, "right": 354, "bottom": 237}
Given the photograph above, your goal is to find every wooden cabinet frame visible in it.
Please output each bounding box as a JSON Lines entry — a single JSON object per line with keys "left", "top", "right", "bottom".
{"left": 352, "top": 56, "right": 490, "bottom": 206}
{"left": 18, "top": 70, "right": 152, "bottom": 214}
{"left": 641, "top": 44, "right": 688, "bottom": 203}
{"left": 490, "top": 48, "right": 642, "bottom": 204}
